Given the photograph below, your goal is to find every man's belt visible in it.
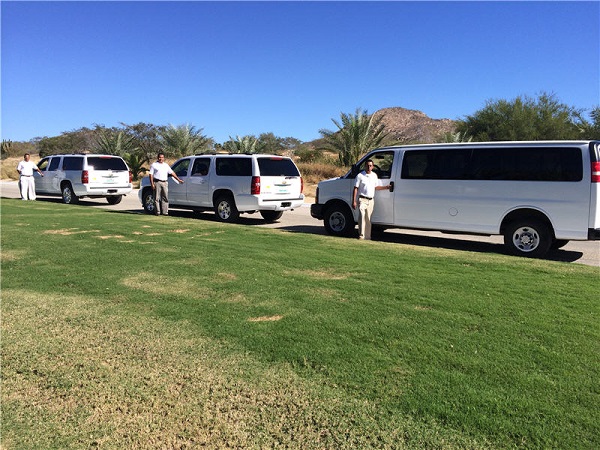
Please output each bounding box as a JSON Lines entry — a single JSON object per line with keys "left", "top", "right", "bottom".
{"left": 359, "top": 195, "right": 373, "bottom": 200}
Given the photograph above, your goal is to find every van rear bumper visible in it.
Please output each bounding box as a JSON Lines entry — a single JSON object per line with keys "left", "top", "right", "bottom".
{"left": 588, "top": 228, "right": 600, "bottom": 240}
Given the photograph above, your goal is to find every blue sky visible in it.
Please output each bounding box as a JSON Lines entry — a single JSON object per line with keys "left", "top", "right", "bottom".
{"left": 2, "top": 1, "right": 599, "bottom": 144}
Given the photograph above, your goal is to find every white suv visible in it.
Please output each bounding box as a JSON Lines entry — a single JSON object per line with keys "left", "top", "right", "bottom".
{"left": 34, "top": 154, "right": 133, "bottom": 204}
{"left": 139, "top": 154, "right": 304, "bottom": 222}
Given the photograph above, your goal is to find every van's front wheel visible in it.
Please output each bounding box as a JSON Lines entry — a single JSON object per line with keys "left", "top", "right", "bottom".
{"left": 324, "top": 204, "right": 355, "bottom": 237}
{"left": 503, "top": 220, "right": 552, "bottom": 258}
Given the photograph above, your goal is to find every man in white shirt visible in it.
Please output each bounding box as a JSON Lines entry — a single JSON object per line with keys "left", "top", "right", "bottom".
{"left": 352, "top": 159, "right": 391, "bottom": 240}
{"left": 149, "top": 152, "right": 184, "bottom": 215}
{"left": 16, "top": 153, "right": 44, "bottom": 200}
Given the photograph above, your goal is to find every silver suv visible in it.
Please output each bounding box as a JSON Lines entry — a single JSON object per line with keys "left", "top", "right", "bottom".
{"left": 139, "top": 154, "right": 304, "bottom": 222}
{"left": 34, "top": 154, "right": 133, "bottom": 205}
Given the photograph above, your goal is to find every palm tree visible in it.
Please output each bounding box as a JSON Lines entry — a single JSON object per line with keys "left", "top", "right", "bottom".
{"left": 94, "top": 129, "right": 149, "bottom": 180}
{"left": 222, "top": 135, "right": 259, "bottom": 154}
{"left": 94, "top": 129, "right": 137, "bottom": 156}
{"left": 121, "top": 151, "right": 149, "bottom": 181}
{"left": 159, "top": 124, "right": 212, "bottom": 157}
{"left": 319, "top": 108, "right": 389, "bottom": 166}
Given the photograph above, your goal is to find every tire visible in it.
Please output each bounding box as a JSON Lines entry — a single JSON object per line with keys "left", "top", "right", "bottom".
{"left": 106, "top": 195, "right": 123, "bottom": 205}
{"left": 214, "top": 195, "right": 239, "bottom": 222}
{"left": 324, "top": 204, "right": 355, "bottom": 237}
{"left": 142, "top": 189, "right": 155, "bottom": 214}
{"left": 550, "top": 239, "right": 569, "bottom": 250}
{"left": 503, "top": 220, "right": 552, "bottom": 258}
{"left": 61, "top": 183, "right": 79, "bottom": 204}
{"left": 260, "top": 210, "right": 283, "bottom": 223}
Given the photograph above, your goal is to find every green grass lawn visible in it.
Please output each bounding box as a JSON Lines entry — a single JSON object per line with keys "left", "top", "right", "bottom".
{"left": 2, "top": 199, "right": 599, "bottom": 449}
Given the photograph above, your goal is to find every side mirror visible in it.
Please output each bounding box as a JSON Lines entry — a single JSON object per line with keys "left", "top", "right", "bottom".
{"left": 350, "top": 164, "right": 360, "bottom": 177}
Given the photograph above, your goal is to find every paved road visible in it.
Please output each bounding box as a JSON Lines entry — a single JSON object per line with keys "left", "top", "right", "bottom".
{"left": 2, "top": 181, "right": 599, "bottom": 267}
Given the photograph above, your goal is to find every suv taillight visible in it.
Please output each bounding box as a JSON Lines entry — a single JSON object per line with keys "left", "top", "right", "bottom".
{"left": 81, "top": 170, "right": 89, "bottom": 184}
{"left": 592, "top": 162, "right": 600, "bottom": 183}
{"left": 129, "top": 171, "right": 133, "bottom": 183}
{"left": 251, "top": 176, "right": 261, "bottom": 195}
{"left": 301, "top": 176, "right": 304, "bottom": 194}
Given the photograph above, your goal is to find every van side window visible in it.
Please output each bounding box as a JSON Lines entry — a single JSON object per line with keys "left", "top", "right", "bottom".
{"left": 48, "top": 157, "right": 61, "bottom": 171}
{"left": 63, "top": 157, "right": 83, "bottom": 171}
{"left": 359, "top": 151, "right": 395, "bottom": 179}
{"left": 216, "top": 158, "right": 252, "bottom": 176}
{"left": 469, "top": 147, "right": 582, "bottom": 181}
{"left": 402, "top": 147, "right": 583, "bottom": 181}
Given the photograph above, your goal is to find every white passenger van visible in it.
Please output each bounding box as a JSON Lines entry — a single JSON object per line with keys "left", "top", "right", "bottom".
{"left": 311, "top": 141, "right": 600, "bottom": 257}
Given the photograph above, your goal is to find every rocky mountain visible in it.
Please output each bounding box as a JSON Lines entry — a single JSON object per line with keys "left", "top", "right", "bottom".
{"left": 308, "top": 107, "right": 457, "bottom": 149}
{"left": 373, "top": 107, "right": 456, "bottom": 144}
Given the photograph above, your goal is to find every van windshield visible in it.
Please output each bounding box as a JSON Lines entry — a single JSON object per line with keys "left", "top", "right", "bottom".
{"left": 257, "top": 157, "right": 300, "bottom": 176}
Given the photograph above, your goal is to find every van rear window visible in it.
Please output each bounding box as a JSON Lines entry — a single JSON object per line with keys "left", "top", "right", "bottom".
{"left": 88, "top": 157, "right": 128, "bottom": 171}
{"left": 257, "top": 157, "right": 300, "bottom": 176}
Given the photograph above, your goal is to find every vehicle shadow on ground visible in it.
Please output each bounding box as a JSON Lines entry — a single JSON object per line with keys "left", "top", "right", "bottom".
{"left": 24, "top": 197, "right": 585, "bottom": 264}
{"left": 272, "top": 225, "right": 584, "bottom": 263}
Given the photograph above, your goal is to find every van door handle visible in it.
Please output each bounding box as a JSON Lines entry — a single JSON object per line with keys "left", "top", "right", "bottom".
{"left": 389, "top": 181, "right": 394, "bottom": 192}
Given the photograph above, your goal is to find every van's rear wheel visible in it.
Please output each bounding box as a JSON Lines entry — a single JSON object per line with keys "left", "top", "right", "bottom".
{"left": 324, "top": 204, "right": 355, "bottom": 237}
{"left": 215, "top": 195, "right": 239, "bottom": 222}
{"left": 260, "top": 210, "right": 283, "bottom": 222}
{"left": 503, "top": 220, "right": 552, "bottom": 258}
{"left": 61, "top": 183, "right": 79, "bottom": 204}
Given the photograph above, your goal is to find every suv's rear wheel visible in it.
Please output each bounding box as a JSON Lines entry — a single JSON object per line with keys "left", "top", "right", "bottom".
{"left": 324, "top": 204, "right": 354, "bottom": 237}
{"left": 61, "top": 183, "right": 79, "bottom": 204}
{"left": 142, "top": 189, "right": 155, "bottom": 214}
{"left": 106, "top": 195, "right": 123, "bottom": 205}
{"left": 214, "top": 195, "right": 239, "bottom": 222}
{"left": 503, "top": 219, "right": 552, "bottom": 258}
{"left": 260, "top": 210, "right": 283, "bottom": 222}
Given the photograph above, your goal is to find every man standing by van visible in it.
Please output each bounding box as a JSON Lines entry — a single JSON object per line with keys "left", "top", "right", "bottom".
{"left": 149, "top": 153, "right": 184, "bottom": 216}
{"left": 16, "top": 153, "right": 44, "bottom": 200}
{"left": 352, "top": 159, "right": 391, "bottom": 240}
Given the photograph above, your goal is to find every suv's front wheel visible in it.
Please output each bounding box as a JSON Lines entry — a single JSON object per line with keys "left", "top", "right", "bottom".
{"left": 142, "top": 189, "right": 155, "bottom": 214}
{"left": 214, "top": 195, "right": 239, "bottom": 222}
{"left": 61, "top": 183, "right": 79, "bottom": 204}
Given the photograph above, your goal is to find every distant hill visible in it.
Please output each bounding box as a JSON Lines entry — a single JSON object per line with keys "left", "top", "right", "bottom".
{"left": 308, "top": 107, "right": 457, "bottom": 148}
{"left": 374, "top": 107, "right": 456, "bottom": 144}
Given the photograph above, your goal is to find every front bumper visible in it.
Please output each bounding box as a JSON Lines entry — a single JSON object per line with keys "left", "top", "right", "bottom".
{"left": 310, "top": 203, "right": 324, "bottom": 220}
